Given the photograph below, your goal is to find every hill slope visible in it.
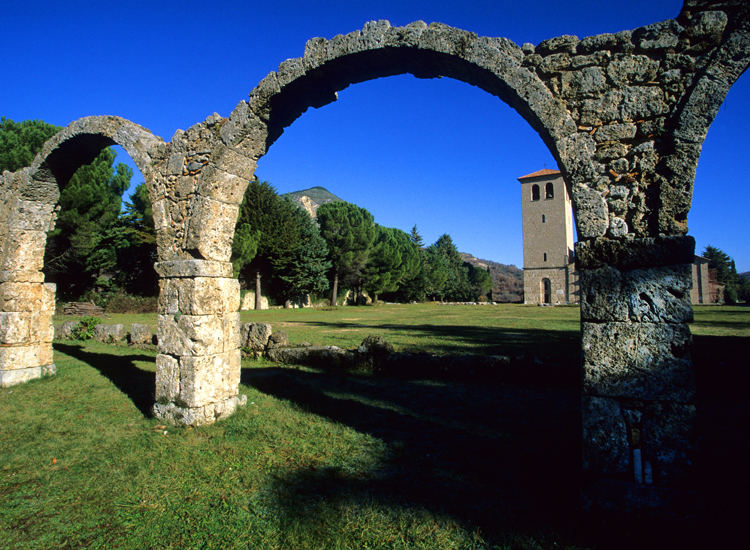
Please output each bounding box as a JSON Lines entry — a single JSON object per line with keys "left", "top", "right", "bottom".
{"left": 284, "top": 186, "right": 343, "bottom": 218}
{"left": 461, "top": 253, "right": 524, "bottom": 302}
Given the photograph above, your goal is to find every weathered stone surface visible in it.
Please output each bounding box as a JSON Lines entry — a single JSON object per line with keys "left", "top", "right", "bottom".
{"left": 54, "top": 320, "right": 77, "bottom": 340}
{"left": 266, "top": 331, "right": 289, "bottom": 349}
{"left": 155, "top": 354, "right": 180, "bottom": 403}
{"left": 575, "top": 236, "right": 695, "bottom": 270}
{"left": 266, "top": 345, "right": 356, "bottom": 368}
{"left": 158, "top": 277, "right": 239, "bottom": 316}
{"left": 582, "top": 396, "right": 630, "bottom": 475}
{"left": 130, "top": 323, "right": 153, "bottom": 345}
{"left": 2, "top": 230, "right": 47, "bottom": 273}
{"left": 183, "top": 196, "right": 239, "bottom": 262}
{"left": 154, "top": 260, "right": 233, "bottom": 279}
{"left": 580, "top": 264, "right": 693, "bottom": 323}
{"left": 240, "top": 291, "right": 269, "bottom": 310}
{"left": 93, "top": 324, "right": 126, "bottom": 344}
{"left": 241, "top": 322, "right": 272, "bottom": 351}
{"left": 0, "top": 366, "right": 43, "bottom": 387}
{"left": 0, "top": 312, "right": 31, "bottom": 344}
{"left": 176, "top": 350, "right": 242, "bottom": 408}
{"left": 0, "top": 344, "right": 48, "bottom": 370}
{"left": 642, "top": 402, "right": 697, "bottom": 487}
{"left": 582, "top": 322, "right": 694, "bottom": 402}
{"left": 157, "top": 313, "right": 240, "bottom": 357}
{"left": 570, "top": 183, "right": 608, "bottom": 238}
{"left": 153, "top": 394, "right": 247, "bottom": 426}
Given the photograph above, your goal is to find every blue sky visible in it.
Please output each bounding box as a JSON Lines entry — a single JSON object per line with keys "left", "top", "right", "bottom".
{"left": 3, "top": 0, "right": 748, "bottom": 272}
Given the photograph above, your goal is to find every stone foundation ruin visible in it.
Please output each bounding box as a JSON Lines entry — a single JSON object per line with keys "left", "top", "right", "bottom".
{"left": 1, "top": 0, "right": 748, "bottom": 513}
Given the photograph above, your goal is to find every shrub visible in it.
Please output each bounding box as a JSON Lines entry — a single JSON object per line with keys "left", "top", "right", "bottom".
{"left": 70, "top": 316, "right": 102, "bottom": 340}
{"left": 104, "top": 289, "right": 158, "bottom": 314}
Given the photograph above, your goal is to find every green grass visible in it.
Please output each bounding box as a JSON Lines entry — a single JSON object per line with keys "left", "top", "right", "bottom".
{"left": 9, "top": 304, "right": 746, "bottom": 548}
{"left": 689, "top": 304, "right": 750, "bottom": 336}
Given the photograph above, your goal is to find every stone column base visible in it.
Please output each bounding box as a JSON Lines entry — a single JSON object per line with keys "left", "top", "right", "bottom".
{"left": 0, "top": 363, "right": 56, "bottom": 388}
{"left": 582, "top": 479, "right": 704, "bottom": 521}
{"left": 153, "top": 393, "right": 247, "bottom": 426}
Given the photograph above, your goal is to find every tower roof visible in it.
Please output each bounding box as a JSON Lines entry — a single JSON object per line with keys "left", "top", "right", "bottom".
{"left": 518, "top": 168, "right": 561, "bottom": 180}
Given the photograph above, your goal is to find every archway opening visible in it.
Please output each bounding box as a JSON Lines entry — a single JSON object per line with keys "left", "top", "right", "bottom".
{"left": 249, "top": 71, "right": 580, "bottom": 356}
{"left": 41, "top": 143, "right": 157, "bottom": 304}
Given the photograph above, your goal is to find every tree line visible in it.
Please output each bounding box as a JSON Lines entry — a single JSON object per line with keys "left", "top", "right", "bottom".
{"left": 230, "top": 180, "right": 494, "bottom": 306}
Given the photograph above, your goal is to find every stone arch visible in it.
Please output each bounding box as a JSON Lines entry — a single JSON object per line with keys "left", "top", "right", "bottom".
{"left": 0, "top": 116, "right": 164, "bottom": 387}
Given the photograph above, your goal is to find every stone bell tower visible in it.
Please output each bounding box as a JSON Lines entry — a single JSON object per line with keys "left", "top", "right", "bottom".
{"left": 518, "top": 168, "right": 578, "bottom": 304}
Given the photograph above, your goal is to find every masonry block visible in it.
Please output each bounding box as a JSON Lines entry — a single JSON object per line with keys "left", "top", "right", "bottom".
{"left": 177, "top": 349, "right": 241, "bottom": 408}
{"left": 157, "top": 312, "right": 240, "bottom": 357}
{"left": 582, "top": 321, "right": 694, "bottom": 402}
{"left": 582, "top": 395, "right": 631, "bottom": 476}
{"left": 158, "top": 277, "right": 240, "bottom": 316}
{"left": 580, "top": 264, "right": 693, "bottom": 323}
{"left": 155, "top": 354, "right": 180, "bottom": 403}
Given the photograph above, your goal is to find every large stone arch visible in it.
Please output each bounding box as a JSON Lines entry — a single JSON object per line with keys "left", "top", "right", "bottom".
{"left": 1, "top": 0, "right": 748, "bottom": 514}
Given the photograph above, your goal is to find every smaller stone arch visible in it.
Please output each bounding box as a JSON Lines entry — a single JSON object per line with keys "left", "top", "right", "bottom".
{"left": 0, "top": 116, "right": 164, "bottom": 388}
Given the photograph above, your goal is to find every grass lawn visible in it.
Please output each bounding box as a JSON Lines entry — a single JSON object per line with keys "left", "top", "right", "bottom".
{"left": 2, "top": 304, "right": 745, "bottom": 548}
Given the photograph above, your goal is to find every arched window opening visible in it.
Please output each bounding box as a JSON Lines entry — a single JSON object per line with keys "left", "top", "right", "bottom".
{"left": 545, "top": 182, "right": 554, "bottom": 199}
{"left": 542, "top": 214, "right": 546, "bottom": 223}
{"left": 542, "top": 278, "right": 551, "bottom": 304}
{"left": 544, "top": 253, "right": 547, "bottom": 262}
{"left": 532, "top": 184, "right": 540, "bottom": 201}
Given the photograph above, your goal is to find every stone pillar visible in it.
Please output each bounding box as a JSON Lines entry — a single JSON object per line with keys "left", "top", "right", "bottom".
{"left": 0, "top": 198, "right": 57, "bottom": 387}
{"left": 152, "top": 260, "right": 246, "bottom": 426}
{"left": 577, "top": 236, "right": 701, "bottom": 513}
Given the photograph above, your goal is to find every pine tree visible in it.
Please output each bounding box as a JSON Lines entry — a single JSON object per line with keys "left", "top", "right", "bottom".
{"left": 317, "top": 201, "right": 376, "bottom": 305}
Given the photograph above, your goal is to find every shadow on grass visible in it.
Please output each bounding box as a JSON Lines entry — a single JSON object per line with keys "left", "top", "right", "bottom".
{"left": 240, "top": 333, "right": 750, "bottom": 549}
{"left": 296, "top": 319, "right": 581, "bottom": 361}
{"left": 242, "top": 365, "right": 591, "bottom": 545}
{"left": 54, "top": 343, "right": 156, "bottom": 417}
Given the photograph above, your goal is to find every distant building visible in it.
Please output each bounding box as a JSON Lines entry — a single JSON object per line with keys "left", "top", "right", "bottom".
{"left": 518, "top": 169, "right": 578, "bottom": 304}
{"left": 518, "top": 169, "right": 716, "bottom": 305}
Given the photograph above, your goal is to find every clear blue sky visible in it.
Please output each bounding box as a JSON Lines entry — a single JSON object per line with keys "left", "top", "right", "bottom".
{"left": 3, "top": 0, "right": 748, "bottom": 272}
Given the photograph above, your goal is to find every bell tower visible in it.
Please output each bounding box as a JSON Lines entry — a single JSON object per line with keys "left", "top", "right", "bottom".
{"left": 518, "top": 169, "right": 577, "bottom": 304}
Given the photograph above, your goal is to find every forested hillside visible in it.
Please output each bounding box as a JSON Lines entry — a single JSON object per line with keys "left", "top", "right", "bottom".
{"left": 460, "top": 253, "right": 524, "bottom": 302}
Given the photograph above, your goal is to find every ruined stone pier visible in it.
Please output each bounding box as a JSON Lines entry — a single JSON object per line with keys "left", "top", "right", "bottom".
{"left": 1, "top": 0, "right": 748, "bottom": 513}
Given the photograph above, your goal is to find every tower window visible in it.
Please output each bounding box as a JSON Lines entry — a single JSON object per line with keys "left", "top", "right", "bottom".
{"left": 544, "top": 253, "right": 547, "bottom": 262}
{"left": 532, "top": 184, "right": 540, "bottom": 201}
{"left": 546, "top": 182, "right": 554, "bottom": 199}
{"left": 542, "top": 214, "right": 546, "bottom": 223}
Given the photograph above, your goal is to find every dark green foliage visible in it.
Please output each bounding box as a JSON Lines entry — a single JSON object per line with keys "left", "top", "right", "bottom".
{"left": 467, "top": 263, "right": 493, "bottom": 300}
{"left": 234, "top": 181, "right": 331, "bottom": 304}
{"left": 234, "top": 180, "right": 303, "bottom": 298}
{"left": 0, "top": 117, "right": 60, "bottom": 171}
{"left": 70, "top": 316, "right": 102, "bottom": 340}
{"left": 428, "top": 234, "right": 472, "bottom": 301}
{"left": 278, "top": 205, "right": 331, "bottom": 297}
{"left": 118, "top": 182, "right": 159, "bottom": 296}
{"left": 364, "top": 226, "right": 421, "bottom": 302}
{"left": 317, "top": 201, "right": 377, "bottom": 304}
